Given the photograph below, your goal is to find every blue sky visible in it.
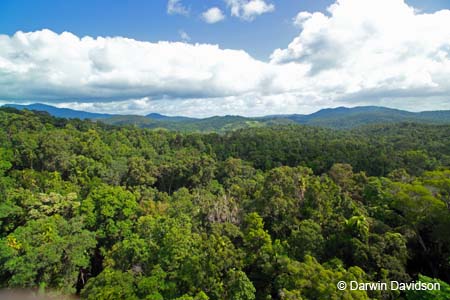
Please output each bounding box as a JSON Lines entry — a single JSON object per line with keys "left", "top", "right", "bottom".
{"left": 0, "top": 0, "right": 447, "bottom": 60}
{"left": 0, "top": 0, "right": 332, "bottom": 60}
{"left": 0, "top": 0, "right": 450, "bottom": 116}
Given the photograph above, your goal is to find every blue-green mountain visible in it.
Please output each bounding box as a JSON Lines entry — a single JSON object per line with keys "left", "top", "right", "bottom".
{"left": 4, "top": 103, "right": 450, "bottom": 131}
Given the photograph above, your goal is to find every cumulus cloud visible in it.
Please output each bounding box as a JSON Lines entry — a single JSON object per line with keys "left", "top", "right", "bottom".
{"left": 1, "top": 0, "right": 450, "bottom": 116}
{"left": 202, "top": 7, "right": 226, "bottom": 24}
{"left": 167, "top": 0, "right": 189, "bottom": 16}
{"left": 271, "top": 0, "right": 450, "bottom": 100}
{"left": 0, "top": 29, "right": 281, "bottom": 103}
{"left": 225, "top": 0, "right": 275, "bottom": 21}
{"left": 293, "top": 11, "right": 316, "bottom": 28}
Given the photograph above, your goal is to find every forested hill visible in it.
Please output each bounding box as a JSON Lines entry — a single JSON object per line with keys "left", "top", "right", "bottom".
{"left": 4, "top": 103, "right": 114, "bottom": 120}
{"left": 278, "top": 106, "right": 450, "bottom": 128}
{"left": 4, "top": 103, "right": 450, "bottom": 131}
{"left": 1, "top": 108, "right": 450, "bottom": 299}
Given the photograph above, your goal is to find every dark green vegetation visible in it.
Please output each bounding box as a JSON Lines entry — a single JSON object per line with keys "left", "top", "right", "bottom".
{"left": 5, "top": 103, "right": 450, "bottom": 132}
{"left": 1, "top": 107, "right": 450, "bottom": 299}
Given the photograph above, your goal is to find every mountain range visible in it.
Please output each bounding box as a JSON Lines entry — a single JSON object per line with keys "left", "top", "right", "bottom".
{"left": 3, "top": 103, "right": 114, "bottom": 119}
{"left": 4, "top": 103, "right": 450, "bottom": 132}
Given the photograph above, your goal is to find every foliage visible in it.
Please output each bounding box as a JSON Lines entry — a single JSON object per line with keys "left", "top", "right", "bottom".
{"left": 0, "top": 108, "right": 449, "bottom": 299}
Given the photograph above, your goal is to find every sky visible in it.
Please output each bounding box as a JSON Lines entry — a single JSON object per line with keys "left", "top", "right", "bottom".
{"left": 0, "top": 0, "right": 450, "bottom": 117}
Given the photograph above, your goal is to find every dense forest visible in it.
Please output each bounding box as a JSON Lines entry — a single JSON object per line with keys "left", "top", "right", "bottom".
{"left": 1, "top": 107, "right": 450, "bottom": 299}
{"left": 6, "top": 103, "right": 450, "bottom": 132}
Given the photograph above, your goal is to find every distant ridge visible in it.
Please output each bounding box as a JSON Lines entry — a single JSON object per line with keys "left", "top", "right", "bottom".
{"left": 3, "top": 103, "right": 450, "bottom": 131}
{"left": 281, "top": 106, "right": 422, "bottom": 128}
{"left": 2, "top": 103, "right": 197, "bottom": 122}
{"left": 146, "top": 113, "right": 197, "bottom": 122}
{"left": 3, "top": 103, "right": 114, "bottom": 119}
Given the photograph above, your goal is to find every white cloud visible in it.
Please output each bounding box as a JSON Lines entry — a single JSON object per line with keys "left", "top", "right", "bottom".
{"left": 225, "top": 0, "right": 275, "bottom": 21}
{"left": 202, "top": 7, "right": 226, "bottom": 24}
{"left": 179, "top": 30, "right": 191, "bottom": 41}
{"left": 167, "top": 0, "right": 189, "bottom": 16}
{"left": 0, "top": 29, "right": 278, "bottom": 103}
{"left": 1, "top": 0, "right": 450, "bottom": 116}
{"left": 293, "top": 11, "right": 315, "bottom": 28}
{"left": 271, "top": 0, "right": 450, "bottom": 104}
{"left": 51, "top": 93, "right": 327, "bottom": 118}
